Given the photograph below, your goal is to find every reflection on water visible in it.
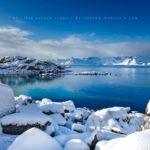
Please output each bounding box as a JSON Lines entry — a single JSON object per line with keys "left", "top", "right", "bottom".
{"left": 0, "top": 66, "right": 150, "bottom": 112}
{"left": 0, "top": 74, "right": 62, "bottom": 86}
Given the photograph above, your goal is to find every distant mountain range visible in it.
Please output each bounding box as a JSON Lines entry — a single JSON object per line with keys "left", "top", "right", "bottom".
{"left": 53, "top": 56, "right": 150, "bottom": 66}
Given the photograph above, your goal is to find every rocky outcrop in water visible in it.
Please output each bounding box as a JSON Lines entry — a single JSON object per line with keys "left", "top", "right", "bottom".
{"left": 0, "top": 56, "right": 64, "bottom": 76}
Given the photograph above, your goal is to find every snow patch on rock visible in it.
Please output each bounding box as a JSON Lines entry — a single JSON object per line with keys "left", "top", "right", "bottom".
{"left": 1, "top": 112, "right": 52, "bottom": 126}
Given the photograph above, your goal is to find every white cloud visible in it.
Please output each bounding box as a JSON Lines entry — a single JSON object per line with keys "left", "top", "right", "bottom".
{"left": 0, "top": 26, "right": 150, "bottom": 59}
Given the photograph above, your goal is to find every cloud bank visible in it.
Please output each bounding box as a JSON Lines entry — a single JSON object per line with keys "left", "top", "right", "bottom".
{"left": 0, "top": 26, "right": 150, "bottom": 59}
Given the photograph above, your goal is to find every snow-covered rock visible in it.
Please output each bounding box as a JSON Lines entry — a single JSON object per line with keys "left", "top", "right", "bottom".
{"left": 69, "top": 109, "right": 84, "bottom": 123}
{"left": 45, "top": 124, "right": 55, "bottom": 136}
{"left": 62, "top": 100, "right": 76, "bottom": 112}
{"left": 64, "top": 139, "right": 90, "bottom": 150}
{"left": 95, "top": 129, "right": 150, "bottom": 150}
{"left": 65, "top": 108, "right": 91, "bottom": 128}
{"left": 96, "top": 129, "right": 125, "bottom": 141}
{"left": 72, "top": 123, "right": 86, "bottom": 133}
{"left": 0, "top": 84, "right": 15, "bottom": 117}
{"left": 39, "top": 100, "right": 76, "bottom": 115}
{"left": 86, "top": 107, "right": 144, "bottom": 134}
{"left": 8, "top": 128, "right": 63, "bottom": 150}
{"left": 50, "top": 114, "right": 66, "bottom": 126}
{"left": 146, "top": 100, "right": 150, "bottom": 115}
{"left": 39, "top": 102, "right": 65, "bottom": 114}
{"left": 1, "top": 112, "right": 52, "bottom": 126}
{"left": 16, "top": 103, "right": 39, "bottom": 113}
{"left": 15, "top": 95, "right": 32, "bottom": 105}
{"left": 54, "top": 125, "right": 77, "bottom": 136}
{"left": 40, "top": 98, "right": 52, "bottom": 105}
{"left": 55, "top": 132, "right": 92, "bottom": 146}
{"left": 0, "top": 56, "right": 63, "bottom": 76}
{"left": 142, "top": 116, "right": 150, "bottom": 130}
{"left": 76, "top": 108, "right": 91, "bottom": 120}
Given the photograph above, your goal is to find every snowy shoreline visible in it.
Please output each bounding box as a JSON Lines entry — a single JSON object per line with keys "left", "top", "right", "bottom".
{"left": 0, "top": 83, "right": 150, "bottom": 150}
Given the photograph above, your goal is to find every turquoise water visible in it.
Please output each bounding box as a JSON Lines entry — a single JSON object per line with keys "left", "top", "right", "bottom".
{"left": 1, "top": 66, "right": 150, "bottom": 112}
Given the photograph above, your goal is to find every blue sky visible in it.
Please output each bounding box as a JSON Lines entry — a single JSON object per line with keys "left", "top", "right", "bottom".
{"left": 0, "top": 0, "right": 150, "bottom": 58}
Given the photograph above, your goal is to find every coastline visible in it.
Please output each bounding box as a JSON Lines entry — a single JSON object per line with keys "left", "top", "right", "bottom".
{"left": 0, "top": 83, "right": 150, "bottom": 150}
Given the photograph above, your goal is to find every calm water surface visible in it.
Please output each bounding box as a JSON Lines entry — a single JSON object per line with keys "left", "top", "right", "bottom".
{"left": 1, "top": 66, "right": 150, "bottom": 112}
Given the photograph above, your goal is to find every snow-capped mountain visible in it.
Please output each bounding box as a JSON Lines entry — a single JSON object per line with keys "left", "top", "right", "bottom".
{"left": 54, "top": 57, "right": 101, "bottom": 66}
{"left": 53, "top": 56, "right": 150, "bottom": 66}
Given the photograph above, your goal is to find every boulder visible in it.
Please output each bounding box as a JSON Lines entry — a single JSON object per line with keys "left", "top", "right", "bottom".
{"left": 8, "top": 128, "right": 63, "bottom": 150}
{"left": 0, "top": 84, "right": 15, "bottom": 117}
{"left": 39, "top": 102, "right": 65, "bottom": 114}
{"left": 86, "top": 107, "right": 144, "bottom": 134}
{"left": 1, "top": 112, "right": 52, "bottom": 134}
{"left": 95, "top": 129, "right": 150, "bottom": 150}
{"left": 146, "top": 100, "right": 150, "bottom": 115}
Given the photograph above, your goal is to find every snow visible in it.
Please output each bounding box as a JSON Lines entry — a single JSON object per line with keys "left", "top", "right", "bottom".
{"left": 117, "top": 58, "right": 131, "bottom": 65}
{"left": 1, "top": 112, "right": 52, "bottom": 126}
{"left": 64, "top": 139, "right": 90, "bottom": 150}
{"left": 40, "top": 98, "right": 52, "bottom": 105}
{"left": 39, "top": 100, "right": 76, "bottom": 114}
{"left": 45, "top": 124, "right": 55, "bottom": 135}
{"left": 129, "top": 58, "right": 138, "bottom": 65}
{"left": 39, "top": 102, "right": 65, "bottom": 114}
{"left": 16, "top": 103, "right": 39, "bottom": 113}
{"left": 54, "top": 125, "right": 77, "bottom": 136}
{"left": 76, "top": 108, "right": 91, "bottom": 120}
{"left": 62, "top": 100, "right": 76, "bottom": 112}
{"left": 95, "top": 129, "right": 150, "bottom": 150}
{"left": 0, "top": 83, "right": 15, "bottom": 117}
{"left": 8, "top": 128, "right": 63, "bottom": 150}
{"left": 0, "top": 134, "right": 17, "bottom": 150}
{"left": 15, "top": 95, "right": 32, "bottom": 105}
{"left": 72, "top": 123, "right": 86, "bottom": 133}
{"left": 146, "top": 100, "right": 150, "bottom": 115}
{"left": 50, "top": 114, "right": 66, "bottom": 126}
{"left": 115, "top": 58, "right": 138, "bottom": 66}
{"left": 55, "top": 132, "right": 92, "bottom": 146}
{"left": 69, "top": 108, "right": 90, "bottom": 123}
{"left": 86, "top": 107, "right": 144, "bottom": 134}
{"left": 96, "top": 129, "right": 125, "bottom": 141}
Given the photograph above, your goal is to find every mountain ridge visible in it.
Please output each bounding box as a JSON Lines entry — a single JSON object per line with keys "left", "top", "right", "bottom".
{"left": 53, "top": 56, "right": 150, "bottom": 66}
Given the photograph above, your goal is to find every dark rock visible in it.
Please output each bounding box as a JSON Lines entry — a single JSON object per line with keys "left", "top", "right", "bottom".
{"left": 25, "top": 59, "right": 35, "bottom": 64}
{"left": 27, "top": 66, "right": 40, "bottom": 71}
{"left": 2, "top": 122, "right": 51, "bottom": 135}
{"left": 90, "top": 135, "right": 98, "bottom": 150}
